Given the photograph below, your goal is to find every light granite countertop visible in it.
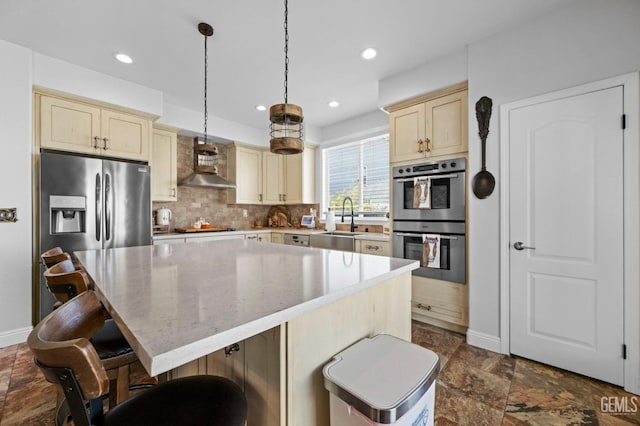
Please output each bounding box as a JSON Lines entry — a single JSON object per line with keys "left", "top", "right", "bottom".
{"left": 75, "top": 240, "right": 415, "bottom": 376}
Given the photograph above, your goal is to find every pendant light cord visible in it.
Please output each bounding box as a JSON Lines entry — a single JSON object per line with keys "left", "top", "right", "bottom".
{"left": 284, "top": 0, "right": 289, "bottom": 105}
{"left": 203, "top": 32, "right": 209, "bottom": 143}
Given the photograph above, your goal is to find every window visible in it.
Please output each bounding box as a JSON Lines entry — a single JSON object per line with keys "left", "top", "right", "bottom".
{"left": 322, "top": 135, "right": 389, "bottom": 220}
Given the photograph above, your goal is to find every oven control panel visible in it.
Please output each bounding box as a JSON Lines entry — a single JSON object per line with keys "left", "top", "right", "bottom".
{"left": 393, "top": 157, "right": 466, "bottom": 178}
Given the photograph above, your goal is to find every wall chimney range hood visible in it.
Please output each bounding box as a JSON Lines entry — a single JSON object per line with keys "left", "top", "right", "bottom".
{"left": 178, "top": 137, "right": 236, "bottom": 189}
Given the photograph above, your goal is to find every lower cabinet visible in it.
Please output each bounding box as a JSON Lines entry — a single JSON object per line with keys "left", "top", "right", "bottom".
{"left": 245, "top": 233, "right": 271, "bottom": 243}
{"left": 356, "top": 239, "right": 391, "bottom": 256}
{"left": 411, "top": 275, "right": 468, "bottom": 333}
{"left": 167, "top": 327, "right": 281, "bottom": 426}
{"left": 270, "top": 233, "right": 284, "bottom": 244}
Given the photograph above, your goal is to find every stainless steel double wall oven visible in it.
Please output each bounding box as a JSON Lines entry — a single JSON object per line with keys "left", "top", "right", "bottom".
{"left": 392, "top": 158, "right": 466, "bottom": 283}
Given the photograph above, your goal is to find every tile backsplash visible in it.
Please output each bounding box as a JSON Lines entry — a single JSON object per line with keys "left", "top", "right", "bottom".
{"left": 153, "top": 135, "right": 319, "bottom": 230}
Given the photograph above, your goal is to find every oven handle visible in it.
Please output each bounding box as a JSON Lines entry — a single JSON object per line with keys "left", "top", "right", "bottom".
{"left": 394, "top": 173, "right": 459, "bottom": 183}
{"left": 393, "top": 232, "right": 460, "bottom": 240}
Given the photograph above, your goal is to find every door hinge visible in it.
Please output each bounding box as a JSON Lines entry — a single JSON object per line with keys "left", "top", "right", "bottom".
{"left": 622, "top": 114, "right": 626, "bottom": 129}
{"left": 623, "top": 344, "right": 627, "bottom": 360}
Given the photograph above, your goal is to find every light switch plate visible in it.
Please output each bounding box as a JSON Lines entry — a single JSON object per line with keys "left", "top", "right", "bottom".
{"left": 0, "top": 208, "right": 17, "bottom": 222}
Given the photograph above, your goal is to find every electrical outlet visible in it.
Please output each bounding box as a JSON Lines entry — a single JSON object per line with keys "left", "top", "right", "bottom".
{"left": 242, "top": 209, "right": 248, "bottom": 218}
{"left": 0, "top": 208, "right": 17, "bottom": 222}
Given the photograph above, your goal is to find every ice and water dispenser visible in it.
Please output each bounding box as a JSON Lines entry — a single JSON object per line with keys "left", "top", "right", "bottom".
{"left": 49, "top": 195, "right": 86, "bottom": 234}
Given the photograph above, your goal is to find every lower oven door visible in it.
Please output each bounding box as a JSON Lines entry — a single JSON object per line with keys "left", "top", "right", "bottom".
{"left": 392, "top": 223, "right": 466, "bottom": 283}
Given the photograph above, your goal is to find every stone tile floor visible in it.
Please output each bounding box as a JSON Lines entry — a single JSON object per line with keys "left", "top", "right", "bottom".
{"left": 0, "top": 321, "right": 638, "bottom": 425}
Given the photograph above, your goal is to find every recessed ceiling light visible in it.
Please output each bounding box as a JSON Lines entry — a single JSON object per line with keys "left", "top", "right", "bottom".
{"left": 255, "top": 105, "right": 267, "bottom": 111}
{"left": 361, "top": 48, "right": 377, "bottom": 60}
{"left": 114, "top": 53, "right": 133, "bottom": 64}
{"left": 328, "top": 101, "right": 340, "bottom": 108}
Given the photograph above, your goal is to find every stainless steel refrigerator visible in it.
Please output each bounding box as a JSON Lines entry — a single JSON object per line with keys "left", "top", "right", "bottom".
{"left": 38, "top": 150, "right": 151, "bottom": 320}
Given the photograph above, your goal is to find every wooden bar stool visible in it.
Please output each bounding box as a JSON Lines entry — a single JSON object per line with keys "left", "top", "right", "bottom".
{"left": 28, "top": 290, "right": 247, "bottom": 426}
{"left": 43, "top": 259, "right": 143, "bottom": 409}
{"left": 41, "top": 246, "right": 71, "bottom": 269}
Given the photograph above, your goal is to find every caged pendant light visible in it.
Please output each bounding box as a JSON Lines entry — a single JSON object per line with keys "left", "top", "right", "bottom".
{"left": 269, "top": 0, "right": 304, "bottom": 155}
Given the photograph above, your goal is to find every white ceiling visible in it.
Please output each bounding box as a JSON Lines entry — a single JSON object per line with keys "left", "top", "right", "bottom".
{"left": 0, "top": 0, "right": 569, "bottom": 133}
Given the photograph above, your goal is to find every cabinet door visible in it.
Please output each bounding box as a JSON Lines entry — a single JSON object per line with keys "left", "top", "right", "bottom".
{"left": 389, "top": 103, "right": 426, "bottom": 163}
{"left": 101, "top": 109, "right": 150, "bottom": 161}
{"left": 284, "top": 146, "right": 316, "bottom": 204}
{"left": 411, "top": 277, "right": 468, "bottom": 327}
{"left": 151, "top": 129, "right": 177, "bottom": 201}
{"left": 283, "top": 153, "right": 303, "bottom": 204}
{"left": 357, "top": 239, "right": 391, "bottom": 256}
{"left": 425, "top": 90, "right": 468, "bottom": 157}
{"left": 262, "top": 152, "right": 284, "bottom": 204}
{"left": 234, "top": 147, "right": 263, "bottom": 204}
{"left": 270, "top": 233, "right": 284, "bottom": 244}
{"left": 40, "top": 95, "right": 101, "bottom": 155}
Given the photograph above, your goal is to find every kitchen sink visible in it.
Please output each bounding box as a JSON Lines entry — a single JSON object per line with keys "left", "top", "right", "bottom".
{"left": 309, "top": 231, "right": 361, "bottom": 252}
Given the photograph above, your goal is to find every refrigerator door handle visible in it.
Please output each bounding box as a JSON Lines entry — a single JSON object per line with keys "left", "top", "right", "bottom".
{"left": 105, "top": 173, "right": 111, "bottom": 241}
{"left": 95, "top": 173, "right": 101, "bottom": 242}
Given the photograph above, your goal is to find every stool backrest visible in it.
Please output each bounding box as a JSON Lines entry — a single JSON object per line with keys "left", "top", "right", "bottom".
{"left": 27, "top": 290, "right": 110, "bottom": 400}
{"left": 44, "top": 259, "right": 90, "bottom": 302}
{"left": 41, "top": 247, "right": 71, "bottom": 268}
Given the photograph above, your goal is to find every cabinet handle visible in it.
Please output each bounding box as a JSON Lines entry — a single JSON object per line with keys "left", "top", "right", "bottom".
{"left": 279, "top": 194, "right": 282, "bottom": 201}
{"left": 93, "top": 136, "right": 101, "bottom": 149}
{"left": 366, "top": 244, "right": 381, "bottom": 252}
{"left": 417, "top": 139, "right": 423, "bottom": 153}
{"left": 259, "top": 194, "right": 263, "bottom": 202}
{"left": 417, "top": 303, "right": 432, "bottom": 311}
{"left": 171, "top": 188, "right": 176, "bottom": 197}
{"left": 283, "top": 194, "right": 286, "bottom": 202}
{"left": 224, "top": 343, "right": 240, "bottom": 357}
{"left": 425, "top": 138, "right": 431, "bottom": 152}
{"left": 102, "top": 137, "right": 109, "bottom": 150}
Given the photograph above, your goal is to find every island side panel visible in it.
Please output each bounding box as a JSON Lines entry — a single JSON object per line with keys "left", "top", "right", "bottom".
{"left": 286, "top": 272, "right": 412, "bottom": 426}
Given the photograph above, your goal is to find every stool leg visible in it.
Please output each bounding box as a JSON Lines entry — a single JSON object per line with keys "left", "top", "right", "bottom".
{"left": 116, "top": 364, "right": 130, "bottom": 404}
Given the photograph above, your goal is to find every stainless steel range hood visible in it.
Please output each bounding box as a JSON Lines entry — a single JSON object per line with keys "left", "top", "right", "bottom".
{"left": 179, "top": 172, "right": 236, "bottom": 189}
{"left": 178, "top": 137, "right": 236, "bottom": 189}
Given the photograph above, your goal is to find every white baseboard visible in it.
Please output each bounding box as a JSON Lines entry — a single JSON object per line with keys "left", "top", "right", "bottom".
{"left": 0, "top": 326, "right": 32, "bottom": 348}
{"left": 466, "top": 329, "right": 504, "bottom": 354}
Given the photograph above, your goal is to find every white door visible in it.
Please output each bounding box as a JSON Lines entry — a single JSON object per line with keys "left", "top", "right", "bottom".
{"left": 509, "top": 86, "right": 625, "bottom": 385}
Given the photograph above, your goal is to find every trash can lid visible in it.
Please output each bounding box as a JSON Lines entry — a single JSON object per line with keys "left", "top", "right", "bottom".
{"left": 323, "top": 334, "right": 440, "bottom": 424}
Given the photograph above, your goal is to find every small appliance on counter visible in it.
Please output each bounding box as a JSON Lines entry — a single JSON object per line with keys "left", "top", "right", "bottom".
{"left": 155, "top": 208, "right": 172, "bottom": 226}
{"left": 301, "top": 215, "right": 315, "bottom": 228}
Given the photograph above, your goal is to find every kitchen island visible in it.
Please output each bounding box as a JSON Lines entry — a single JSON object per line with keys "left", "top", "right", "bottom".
{"left": 75, "top": 239, "right": 417, "bottom": 425}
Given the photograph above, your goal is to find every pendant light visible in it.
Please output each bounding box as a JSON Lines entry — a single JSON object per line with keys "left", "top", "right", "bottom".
{"left": 269, "top": 0, "right": 304, "bottom": 155}
{"left": 179, "top": 22, "right": 236, "bottom": 189}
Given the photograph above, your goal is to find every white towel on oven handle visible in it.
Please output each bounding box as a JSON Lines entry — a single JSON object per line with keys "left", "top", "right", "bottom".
{"left": 422, "top": 234, "right": 441, "bottom": 269}
{"left": 413, "top": 177, "right": 431, "bottom": 209}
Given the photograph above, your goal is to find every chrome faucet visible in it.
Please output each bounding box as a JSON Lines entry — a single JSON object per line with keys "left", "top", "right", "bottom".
{"left": 342, "top": 197, "right": 355, "bottom": 232}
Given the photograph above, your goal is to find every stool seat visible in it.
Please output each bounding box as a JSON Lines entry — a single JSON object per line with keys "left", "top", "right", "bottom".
{"left": 91, "top": 319, "right": 135, "bottom": 361}
{"left": 104, "top": 375, "right": 247, "bottom": 426}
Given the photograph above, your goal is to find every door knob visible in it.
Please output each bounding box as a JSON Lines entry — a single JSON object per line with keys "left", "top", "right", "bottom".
{"left": 513, "top": 241, "right": 535, "bottom": 250}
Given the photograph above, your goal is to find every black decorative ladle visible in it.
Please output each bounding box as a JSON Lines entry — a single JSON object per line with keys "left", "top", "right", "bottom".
{"left": 472, "top": 96, "right": 495, "bottom": 199}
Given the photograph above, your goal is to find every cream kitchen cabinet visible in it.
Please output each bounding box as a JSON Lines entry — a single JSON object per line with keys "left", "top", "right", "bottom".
{"left": 283, "top": 145, "right": 316, "bottom": 204}
{"left": 37, "top": 92, "right": 152, "bottom": 162}
{"left": 388, "top": 83, "right": 468, "bottom": 163}
{"left": 229, "top": 143, "right": 316, "bottom": 205}
{"left": 262, "top": 152, "right": 285, "bottom": 204}
{"left": 151, "top": 126, "right": 177, "bottom": 202}
{"left": 270, "top": 233, "right": 284, "bottom": 244}
{"left": 356, "top": 239, "right": 391, "bottom": 256}
{"left": 245, "top": 233, "right": 271, "bottom": 243}
{"left": 228, "top": 144, "right": 264, "bottom": 204}
{"left": 411, "top": 275, "right": 468, "bottom": 333}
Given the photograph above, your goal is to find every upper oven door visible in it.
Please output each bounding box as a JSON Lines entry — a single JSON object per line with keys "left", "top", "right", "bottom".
{"left": 393, "top": 167, "right": 466, "bottom": 221}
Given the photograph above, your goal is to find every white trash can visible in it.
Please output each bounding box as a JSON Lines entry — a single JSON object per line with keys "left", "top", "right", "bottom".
{"left": 323, "top": 334, "right": 439, "bottom": 426}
